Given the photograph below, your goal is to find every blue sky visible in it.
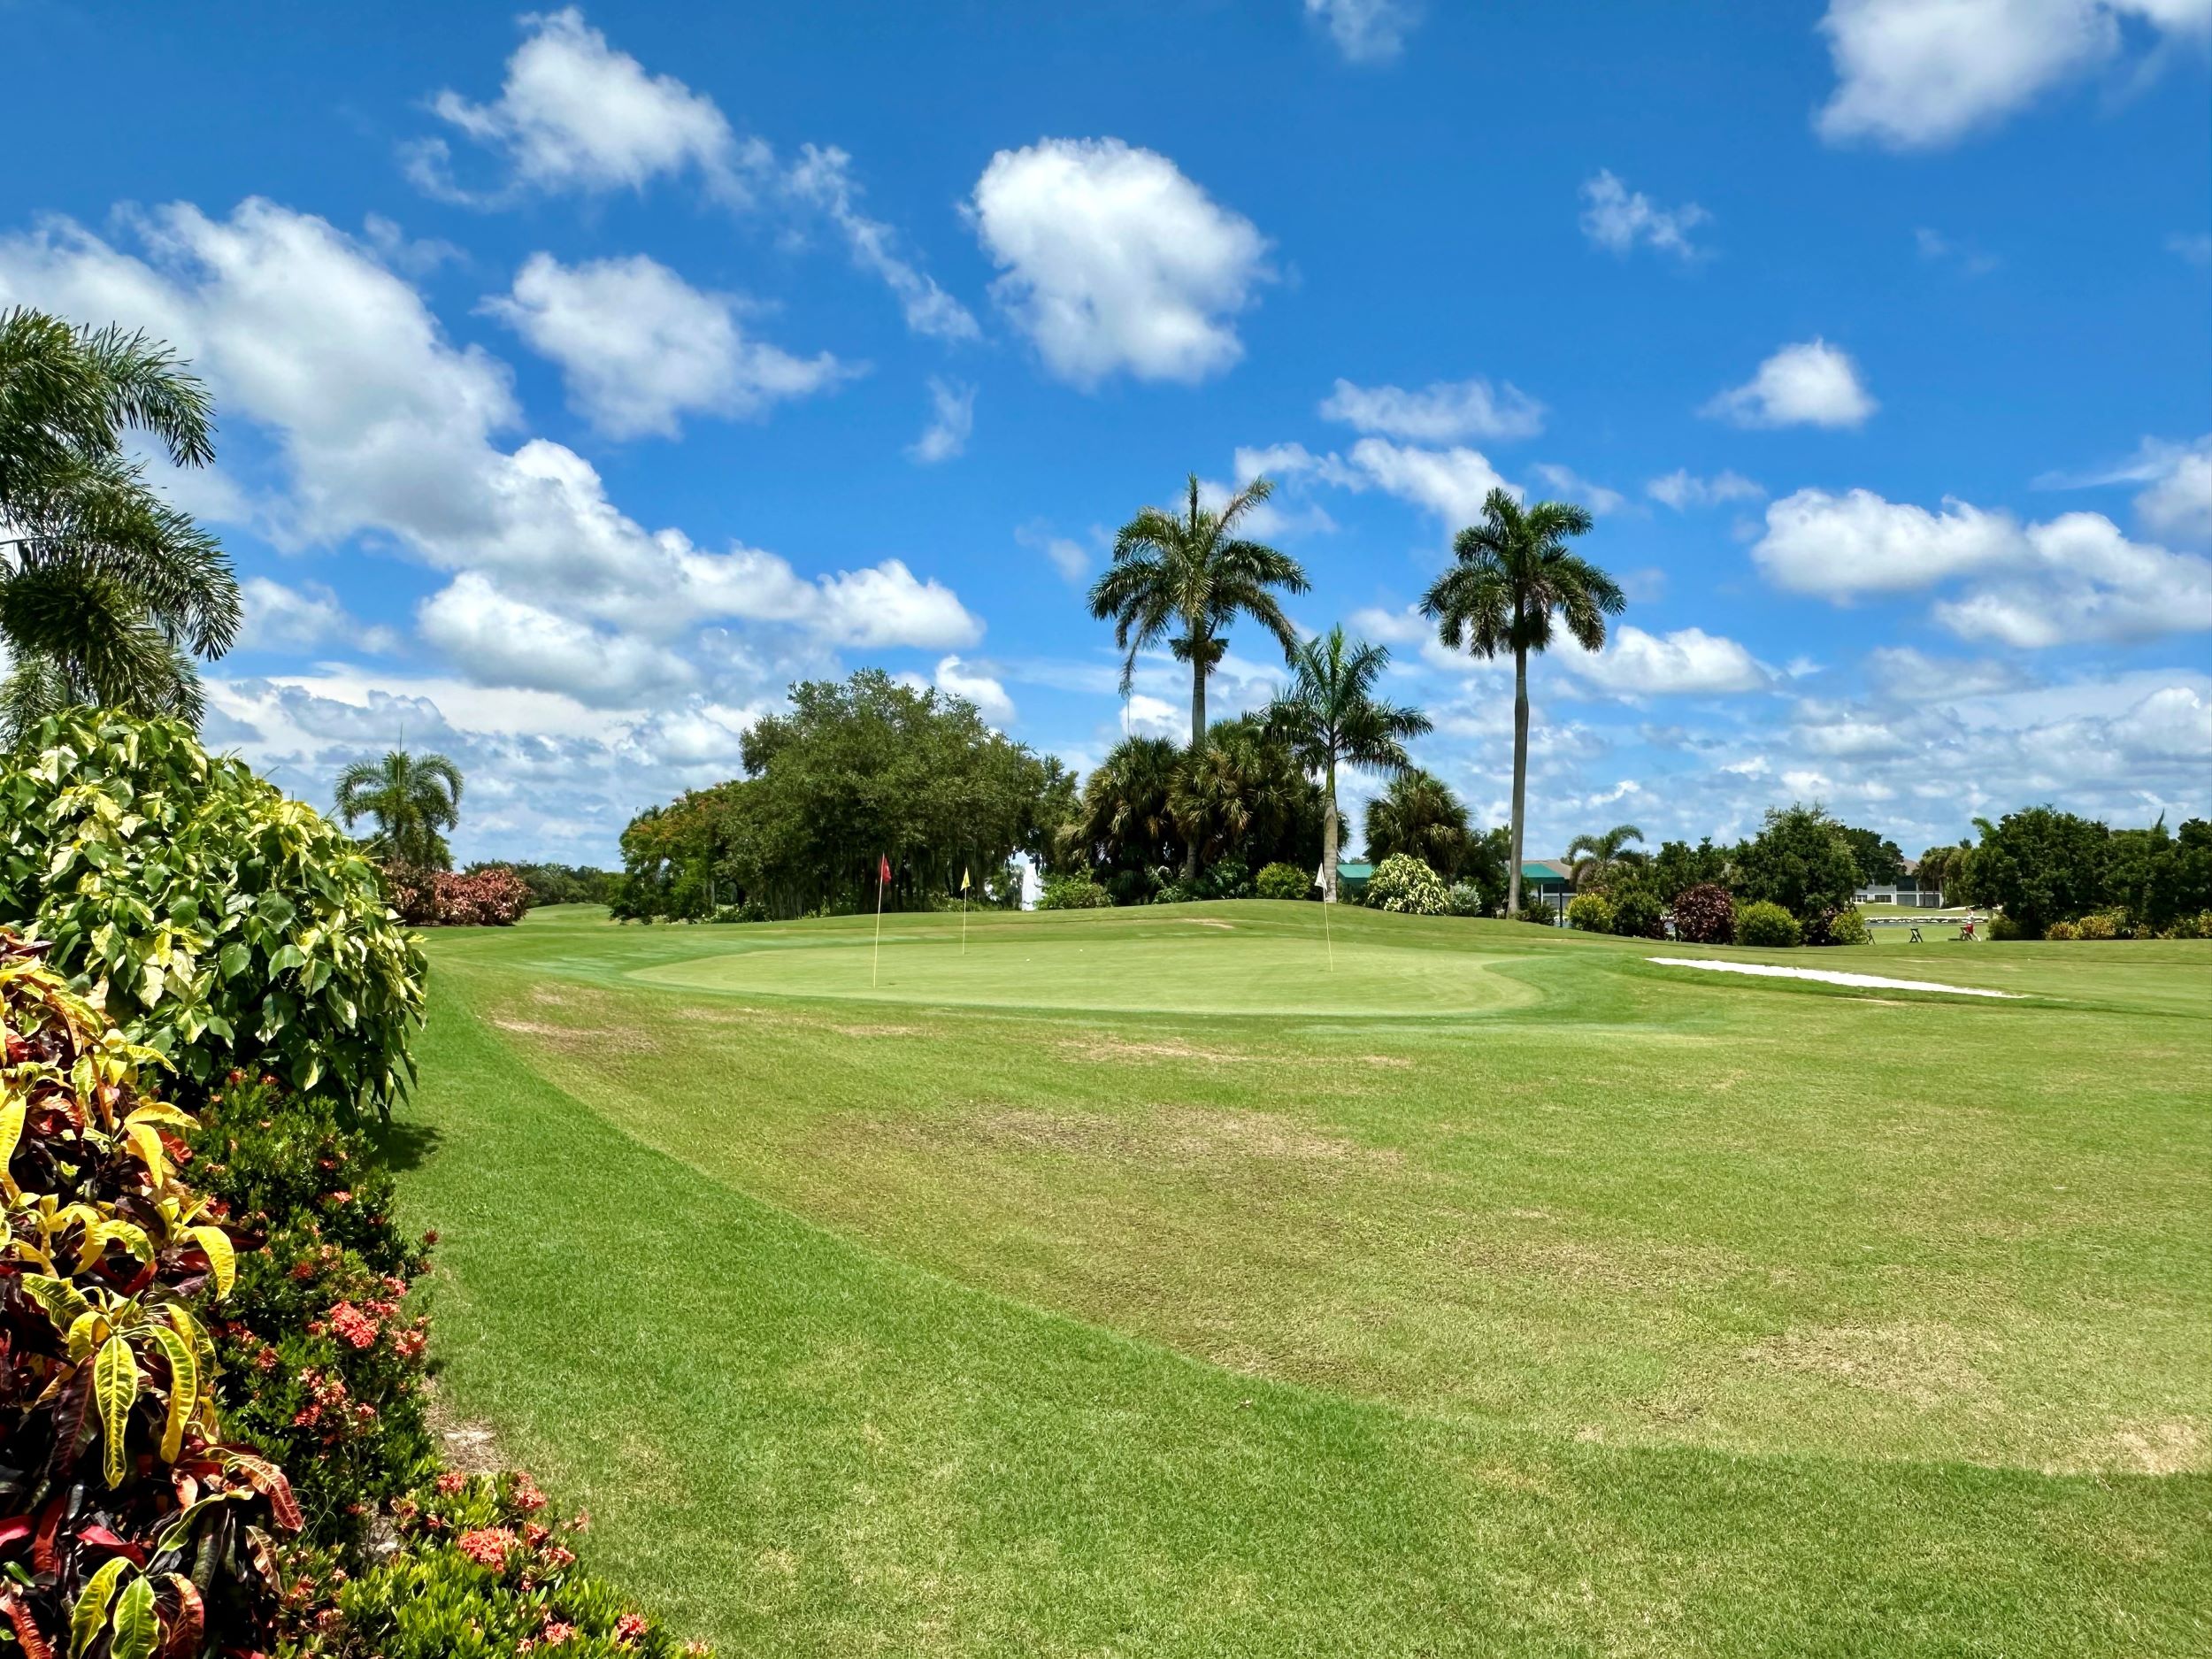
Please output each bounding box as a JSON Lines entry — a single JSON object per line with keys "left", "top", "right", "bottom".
{"left": 4, "top": 0, "right": 2207, "bottom": 865}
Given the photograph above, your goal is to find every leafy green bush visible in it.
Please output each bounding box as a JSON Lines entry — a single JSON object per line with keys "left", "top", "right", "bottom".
{"left": 0, "top": 711, "right": 427, "bottom": 1117}
{"left": 1509, "top": 907, "right": 1557, "bottom": 926}
{"left": 1364, "top": 854, "right": 1447, "bottom": 916}
{"left": 2043, "top": 919, "right": 2080, "bottom": 940}
{"left": 1039, "top": 873, "right": 1113, "bottom": 910}
{"left": 1256, "top": 860, "right": 1311, "bottom": 900}
{"left": 1196, "top": 856, "right": 1254, "bottom": 900}
{"left": 288, "top": 1472, "right": 709, "bottom": 1658}
{"left": 1606, "top": 882, "right": 1665, "bottom": 939}
{"left": 1824, "top": 907, "right": 1871, "bottom": 945}
{"left": 2076, "top": 907, "right": 2131, "bottom": 940}
{"left": 1445, "top": 881, "right": 1486, "bottom": 917}
{"left": 0, "top": 931, "right": 300, "bottom": 1656}
{"left": 2163, "top": 910, "right": 2212, "bottom": 939}
{"left": 1735, "top": 900, "right": 1802, "bottom": 948}
{"left": 1988, "top": 914, "right": 2027, "bottom": 941}
{"left": 1565, "top": 892, "right": 1614, "bottom": 933}
{"left": 1671, "top": 882, "right": 1734, "bottom": 945}
{"left": 190, "top": 1075, "right": 435, "bottom": 1548}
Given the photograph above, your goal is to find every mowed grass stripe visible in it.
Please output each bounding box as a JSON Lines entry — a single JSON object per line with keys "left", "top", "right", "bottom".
{"left": 403, "top": 923, "right": 2210, "bottom": 1655}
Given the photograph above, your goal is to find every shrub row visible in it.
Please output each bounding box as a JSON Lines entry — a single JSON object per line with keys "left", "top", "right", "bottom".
{"left": 384, "top": 865, "right": 533, "bottom": 928}
{"left": 2044, "top": 908, "right": 2212, "bottom": 941}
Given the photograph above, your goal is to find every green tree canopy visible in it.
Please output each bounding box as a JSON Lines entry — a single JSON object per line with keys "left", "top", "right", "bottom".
{"left": 1970, "top": 806, "right": 2111, "bottom": 936}
{"left": 1650, "top": 836, "right": 1730, "bottom": 902}
{"left": 1363, "top": 769, "right": 1471, "bottom": 881}
{"left": 618, "top": 671, "right": 1063, "bottom": 920}
{"left": 1565, "top": 822, "right": 1647, "bottom": 890}
{"left": 1730, "top": 803, "right": 1861, "bottom": 932}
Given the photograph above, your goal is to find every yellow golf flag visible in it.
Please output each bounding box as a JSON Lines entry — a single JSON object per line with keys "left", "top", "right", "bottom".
{"left": 961, "top": 865, "right": 972, "bottom": 893}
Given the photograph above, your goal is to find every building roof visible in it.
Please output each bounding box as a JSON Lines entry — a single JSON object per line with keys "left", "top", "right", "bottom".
{"left": 1336, "top": 862, "right": 1374, "bottom": 879}
{"left": 1520, "top": 858, "right": 1575, "bottom": 883}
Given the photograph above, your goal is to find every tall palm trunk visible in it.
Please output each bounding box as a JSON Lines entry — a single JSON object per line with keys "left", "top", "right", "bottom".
{"left": 1322, "top": 753, "right": 1340, "bottom": 903}
{"left": 1185, "top": 654, "right": 1208, "bottom": 879}
{"left": 1508, "top": 645, "right": 1529, "bottom": 916}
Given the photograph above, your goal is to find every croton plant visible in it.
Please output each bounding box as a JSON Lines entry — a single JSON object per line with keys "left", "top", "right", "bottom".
{"left": 0, "top": 931, "right": 298, "bottom": 1656}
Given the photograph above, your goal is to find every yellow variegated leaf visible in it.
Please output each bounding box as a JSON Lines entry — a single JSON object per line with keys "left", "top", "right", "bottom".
{"left": 188, "top": 1225, "right": 234, "bottom": 1298}
{"left": 122, "top": 1103, "right": 196, "bottom": 1132}
{"left": 70, "top": 1554, "right": 130, "bottom": 1659}
{"left": 19, "top": 1272, "right": 89, "bottom": 1333}
{"left": 93, "top": 1333, "right": 140, "bottom": 1487}
{"left": 125, "top": 1121, "right": 167, "bottom": 1184}
{"left": 146, "top": 1322, "right": 198, "bottom": 1462}
{"left": 108, "top": 1576, "right": 157, "bottom": 1659}
{"left": 0, "top": 1096, "right": 25, "bottom": 1171}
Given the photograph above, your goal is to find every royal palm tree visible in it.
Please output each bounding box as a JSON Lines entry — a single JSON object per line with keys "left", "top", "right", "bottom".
{"left": 1566, "top": 822, "right": 1647, "bottom": 889}
{"left": 335, "top": 749, "right": 465, "bottom": 870}
{"left": 1265, "top": 626, "right": 1431, "bottom": 902}
{"left": 1089, "top": 474, "right": 1310, "bottom": 878}
{"left": 1421, "top": 489, "right": 1623, "bottom": 915}
{"left": 0, "top": 307, "right": 240, "bottom": 740}
{"left": 1363, "top": 769, "right": 1471, "bottom": 882}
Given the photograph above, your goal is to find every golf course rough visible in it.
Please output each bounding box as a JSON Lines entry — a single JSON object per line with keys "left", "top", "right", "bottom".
{"left": 404, "top": 902, "right": 2212, "bottom": 1656}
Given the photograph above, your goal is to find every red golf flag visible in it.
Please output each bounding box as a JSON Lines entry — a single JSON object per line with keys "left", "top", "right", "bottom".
{"left": 879, "top": 854, "right": 891, "bottom": 887}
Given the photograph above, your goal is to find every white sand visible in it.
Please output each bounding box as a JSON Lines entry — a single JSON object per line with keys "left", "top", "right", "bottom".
{"left": 1646, "top": 957, "right": 2024, "bottom": 999}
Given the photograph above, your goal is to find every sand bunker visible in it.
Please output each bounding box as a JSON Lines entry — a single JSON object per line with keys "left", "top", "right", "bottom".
{"left": 1647, "top": 957, "right": 2023, "bottom": 999}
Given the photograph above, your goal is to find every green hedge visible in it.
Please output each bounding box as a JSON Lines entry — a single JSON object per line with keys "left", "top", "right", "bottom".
{"left": 0, "top": 710, "right": 426, "bottom": 1117}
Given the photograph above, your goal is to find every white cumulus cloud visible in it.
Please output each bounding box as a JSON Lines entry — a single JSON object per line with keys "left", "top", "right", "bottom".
{"left": 967, "top": 138, "right": 1271, "bottom": 387}
{"left": 1578, "top": 170, "right": 1710, "bottom": 261}
{"left": 1344, "top": 438, "right": 1515, "bottom": 526}
{"left": 1318, "top": 375, "right": 1545, "bottom": 442}
{"left": 1703, "top": 339, "right": 1878, "bottom": 428}
{"left": 410, "top": 7, "right": 763, "bottom": 204}
{"left": 1814, "top": 0, "right": 2212, "bottom": 150}
{"left": 418, "top": 572, "right": 698, "bottom": 705}
{"left": 1755, "top": 488, "right": 2212, "bottom": 646}
{"left": 0, "top": 199, "right": 982, "bottom": 692}
{"left": 484, "top": 252, "right": 849, "bottom": 439}
{"left": 238, "top": 577, "right": 397, "bottom": 655}
{"left": 1564, "top": 626, "right": 1775, "bottom": 697}
{"left": 932, "top": 654, "right": 1015, "bottom": 724}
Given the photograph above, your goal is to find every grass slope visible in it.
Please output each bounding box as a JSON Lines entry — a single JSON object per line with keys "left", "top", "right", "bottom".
{"left": 403, "top": 903, "right": 2211, "bottom": 1655}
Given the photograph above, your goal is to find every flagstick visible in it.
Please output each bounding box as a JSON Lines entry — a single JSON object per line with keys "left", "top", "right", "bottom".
{"left": 872, "top": 869, "right": 886, "bottom": 989}
{"left": 961, "top": 890, "right": 968, "bottom": 955}
{"left": 1323, "top": 891, "right": 1334, "bottom": 972}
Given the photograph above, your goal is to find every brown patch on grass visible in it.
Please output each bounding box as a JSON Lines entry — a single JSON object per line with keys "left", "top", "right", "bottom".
{"left": 1447, "top": 1234, "right": 1747, "bottom": 1294}
{"left": 490, "top": 1016, "right": 611, "bottom": 1041}
{"left": 1182, "top": 918, "right": 1236, "bottom": 931}
{"left": 866, "top": 1103, "right": 1402, "bottom": 1172}
{"left": 1742, "top": 1321, "right": 1989, "bottom": 1407}
{"left": 426, "top": 1386, "right": 507, "bottom": 1475}
{"left": 1360, "top": 1055, "right": 1414, "bottom": 1069}
{"left": 2096, "top": 1419, "right": 2206, "bottom": 1475}
{"left": 1057, "top": 1035, "right": 1253, "bottom": 1064}
{"left": 835, "top": 1023, "right": 921, "bottom": 1038}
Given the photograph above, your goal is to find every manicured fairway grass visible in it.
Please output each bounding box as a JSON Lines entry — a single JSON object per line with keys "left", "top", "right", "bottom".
{"left": 403, "top": 902, "right": 2211, "bottom": 1655}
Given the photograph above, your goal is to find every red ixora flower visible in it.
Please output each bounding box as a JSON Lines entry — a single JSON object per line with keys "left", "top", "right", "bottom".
{"left": 457, "top": 1525, "right": 516, "bottom": 1567}
{"left": 327, "top": 1302, "right": 380, "bottom": 1348}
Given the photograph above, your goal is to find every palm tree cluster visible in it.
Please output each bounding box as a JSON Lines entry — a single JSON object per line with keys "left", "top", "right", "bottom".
{"left": 0, "top": 306, "right": 241, "bottom": 740}
{"left": 336, "top": 749, "right": 465, "bottom": 870}
{"left": 1085, "top": 472, "right": 1624, "bottom": 910}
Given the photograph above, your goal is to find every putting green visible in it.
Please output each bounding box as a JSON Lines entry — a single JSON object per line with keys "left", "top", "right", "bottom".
{"left": 628, "top": 906, "right": 1547, "bottom": 1016}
